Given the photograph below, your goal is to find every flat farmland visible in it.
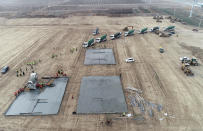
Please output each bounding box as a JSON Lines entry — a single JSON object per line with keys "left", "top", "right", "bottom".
{"left": 0, "top": 16, "right": 203, "bottom": 130}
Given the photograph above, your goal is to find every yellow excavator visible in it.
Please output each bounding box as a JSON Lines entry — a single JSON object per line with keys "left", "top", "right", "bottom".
{"left": 181, "top": 63, "right": 194, "bottom": 76}
{"left": 123, "top": 26, "right": 133, "bottom": 31}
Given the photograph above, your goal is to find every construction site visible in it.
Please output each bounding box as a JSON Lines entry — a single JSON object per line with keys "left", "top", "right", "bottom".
{"left": 0, "top": 0, "right": 203, "bottom": 130}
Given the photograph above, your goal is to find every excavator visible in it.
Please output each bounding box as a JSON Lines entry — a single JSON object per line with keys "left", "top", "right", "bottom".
{"left": 181, "top": 63, "right": 194, "bottom": 76}
{"left": 123, "top": 26, "right": 133, "bottom": 31}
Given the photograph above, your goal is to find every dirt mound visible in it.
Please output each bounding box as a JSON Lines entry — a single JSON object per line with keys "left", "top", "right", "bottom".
{"left": 181, "top": 44, "right": 203, "bottom": 62}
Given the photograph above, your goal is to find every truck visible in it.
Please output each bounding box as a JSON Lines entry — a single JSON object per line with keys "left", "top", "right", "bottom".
{"left": 164, "top": 26, "right": 175, "bottom": 32}
{"left": 96, "top": 34, "right": 107, "bottom": 43}
{"left": 150, "top": 26, "right": 159, "bottom": 32}
{"left": 82, "top": 38, "right": 95, "bottom": 48}
{"left": 159, "top": 47, "right": 164, "bottom": 53}
{"left": 26, "top": 73, "right": 38, "bottom": 90}
{"left": 124, "top": 29, "right": 135, "bottom": 37}
{"left": 110, "top": 32, "right": 122, "bottom": 40}
{"left": 93, "top": 28, "right": 99, "bottom": 35}
{"left": 139, "top": 28, "right": 148, "bottom": 34}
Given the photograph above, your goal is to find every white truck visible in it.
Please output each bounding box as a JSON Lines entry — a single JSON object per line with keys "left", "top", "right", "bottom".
{"left": 82, "top": 38, "right": 95, "bottom": 48}
{"left": 110, "top": 32, "right": 122, "bottom": 40}
{"left": 96, "top": 34, "right": 107, "bottom": 43}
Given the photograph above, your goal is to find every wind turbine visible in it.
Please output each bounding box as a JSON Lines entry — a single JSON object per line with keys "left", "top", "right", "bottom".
{"left": 189, "top": 0, "right": 198, "bottom": 17}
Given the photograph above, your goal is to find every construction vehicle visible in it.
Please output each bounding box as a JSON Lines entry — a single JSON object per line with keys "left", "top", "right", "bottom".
{"left": 164, "top": 26, "right": 175, "bottom": 32}
{"left": 139, "top": 28, "right": 148, "bottom": 34}
{"left": 159, "top": 32, "right": 172, "bottom": 37}
{"left": 26, "top": 73, "right": 38, "bottom": 90}
{"left": 190, "top": 58, "right": 198, "bottom": 66}
{"left": 126, "top": 58, "right": 135, "bottom": 63}
{"left": 159, "top": 47, "right": 164, "bottom": 53}
{"left": 124, "top": 29, "right": 135, "bottom": 37}
{"left": 156, "top": 19, "right": 162, "bottom": 23}
{"left": 96, "top": 34, "right": 107, "bottom": 43}
{"left": 93, "top": 28, "right": 99, "bottom": 35}
{"left": 82, "top": 38, "right": 94, "bottom": 47}
{"left": 181, "top": 63, "right": 194, "bottom": 76}
{"left": 110, "top": 32, "right": 122, "bottom": 40}
{"left": 123, "top": 26, "right": 133, "bottom": 31}
{"left": 1, "top": 66, "right": 9, "bottom": 74}
{"left": 153, "top": 15, "right": 163, "bottom": 19}
{"left": 153, "top": 16, "right": 157, "bottom": 19}
{"left": 154, "top": 30, "right": 161, "bottom": 35}
{"left": 180, "top": 57, "right": 190, "bottom": 64}
{"left": 150, "top": 26, "right": 159, "bottom": 32}
{"left": 192, "top": 28, "right": 198, "bottom": 32}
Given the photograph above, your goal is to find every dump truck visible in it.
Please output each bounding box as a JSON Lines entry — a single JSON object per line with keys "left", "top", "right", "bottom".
{"left": 150, "top": 26, "right": 159, "bottom": 32}
{"left": 164, "top": 26, "right": 175, "bottom": 32}
{"left": 125, "top": 29, "right": 135, "bottom": 37}
{"left": 110, "top": 32, "right": 122, "bottom": 40}
{"left": 93, "top": 28, "right": 99, "bottom": 35}
{"left": 26, "top": 73, "right": 38, "bottom": 90}
{"left": 181, "top": 63, "right": 194, "bottom": 76}
{"left": 139, "top": 28, "right": 148, "bottom": 34}
{"left": 96, "top": 34, "right": 107, "bottom": 43}
{"left": 82, "top": 38, "right": 94, "bottom": 47}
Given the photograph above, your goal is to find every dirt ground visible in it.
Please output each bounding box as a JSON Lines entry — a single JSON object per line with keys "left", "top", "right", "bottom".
{"left": 0, "top": 16, "right": 203, "bottom": 131}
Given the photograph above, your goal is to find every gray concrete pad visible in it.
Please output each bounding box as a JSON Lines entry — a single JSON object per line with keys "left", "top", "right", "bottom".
{"left": 84, "top": 49, "right": 116, "bottom": 65}
{"left": 5, "top": 77, "right": 69, "bottom": 116}
{"left": 77, "top": 76, "right": 127, "bottom": 114}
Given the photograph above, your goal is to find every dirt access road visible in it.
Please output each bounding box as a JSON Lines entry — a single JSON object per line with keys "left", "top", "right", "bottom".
{"left": 0, "top": 16, "right": 202, "bottom": 130}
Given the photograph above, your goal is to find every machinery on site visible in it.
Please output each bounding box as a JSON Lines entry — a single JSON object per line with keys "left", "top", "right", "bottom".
{"left": 110, "top": 32, "right": 122, "bottom": 40}
{"left": 190, "top": 58, "right": 198, "bottom": 66}
{"left": 96, "top": 34, "right": 107, "bottom": 43}
{"left": 153, "top": 15, "right": 163, "bottom": 19}
{"left": 150, "top": 26, "right": 159, "bottom": 32}
{"left": 192, "top": 28, "right": 199, "bottom": 32}
{"left": 93, "top": 28, "right": 99, "bottom": 35}
{"left": 180, "top": 57, "right": 191, "bottom": 64}
{"left": 159, "top": 47, "right": 164, "bottom": 53}
{"left": 26, "top": 73, "right": 38, "bottom": 90}
{"left": 126, "top": 58, "right": 135, "bottom": 63}
{"left": 180, "top": 57, "right": 198, "bottom": 66}
{"left": 153, "top": 15, "right": 163, "bottom": 22}
{"left": 139, "top": 28, "right": 148, "bottom": 34}
{"left": 159, "top": 32, "right": 172, "bottom": 37}
{"left": 82, "top": 38, "right": 95, "bottom": 47}
{"left": 164, "top": 26, "right": 175, "bottom": 32}
{"left": 1, "top": 66, "right": 9, "bottom": 74}
{"left": 125, "top": 29, "right": 135, "bottom": 37}
{"left": 181, "top": 63, "right": 194, "bottom": 76}
{"left": 123, "top": 26, "right": 133, "bottom": 31}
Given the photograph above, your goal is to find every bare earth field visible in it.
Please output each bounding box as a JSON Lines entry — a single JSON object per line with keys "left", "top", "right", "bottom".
{"left": 0, "top": 16, "right": 203, "bottom": 131}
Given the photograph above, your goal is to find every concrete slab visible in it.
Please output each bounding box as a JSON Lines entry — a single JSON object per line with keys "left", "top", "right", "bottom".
{"left": 5, "top": 77, "right": 69, "bottom": 116}
{"left": 77, "top": 76, "right": 127, "bottom": 114}
{"left": 84, "top": 49, "right": 116, "bottom": 65}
